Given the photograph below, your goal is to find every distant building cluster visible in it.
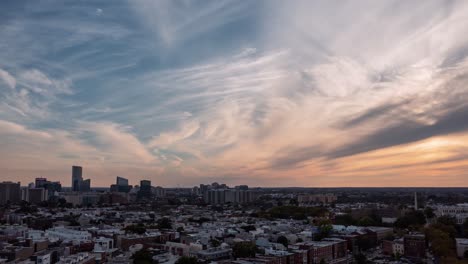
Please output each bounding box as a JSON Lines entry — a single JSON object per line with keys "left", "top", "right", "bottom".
{"left": 2, "top": 169, "right": 468, "bottom": 263}
{"left": 0, "top": 165, "right": 170, "bottom": 207}
{"left": 193, "top": 183, "right": 260, "bottom": 205}
{"left": 298, "top": 194, "right": 337, "bottom": 205}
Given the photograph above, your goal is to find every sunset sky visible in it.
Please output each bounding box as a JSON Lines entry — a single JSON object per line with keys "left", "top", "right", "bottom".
{"left": 1, "top": 0, "right": 468, "bottom": 187}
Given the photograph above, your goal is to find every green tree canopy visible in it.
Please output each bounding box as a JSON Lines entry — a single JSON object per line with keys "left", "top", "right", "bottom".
{"left": 132, "top": 249, "right": 153, "bottom": 264}
{"left": 175, "top": 256, "right": 198, "bottom": 264}
{"left": 232, "top": 242, "right": 257, "bottom": 259}
{"left": 157, "top": 217, "right": 172, "bottom": 229}
{"left": 277, "top": 236, "right": 288, "bottom": 247}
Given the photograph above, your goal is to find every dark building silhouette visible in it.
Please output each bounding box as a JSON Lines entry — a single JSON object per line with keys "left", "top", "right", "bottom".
{"left": 72, "top": 166, "right": 83, "bottom": 192}
{"left": 24, "top": 188, "right": 48, "bottom": 204}
{"left": 81, "top": 179, "right": 91, "bottom": 192}
{"left": 35, "top": 178, "right": 47, "bottom": 188}
{"left": 0, "top": 182, "right": 21, "bottom": 205}
{"left": 34, "top": 177, "right": 61, "bottom": 199}
{"left": 71, "top": 166, "right": 91, "bottom": 192}
{"left": 138, "top": 180, "right": 152, "bottom": 200}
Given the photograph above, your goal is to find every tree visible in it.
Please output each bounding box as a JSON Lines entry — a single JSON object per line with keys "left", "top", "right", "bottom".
{"left": 157, "top": 217, "right": 172, "bottom": 229}
{"left": 175, "top": 256, "right": 198, "bottom": 264}
{"left": 314, "top": 220, "right": 333, "bottom": 241}
{"left": 210, "top": 238, "right": 221, "bottom": 248}
{"left": 334, "top": 214, "right": 356, "bottom": 226}
{"left": 426, "top": 227, "right": 455, "bottom": 258}
{"left": 124, "top": 224, "right": 146, "bottom": 235}
{"left": 356, "top": 236, "right": 373, "bottom": 251}
{"left": 132, "top": 249, "right": 153, "bottom": 264}
{"left": 437, "top": 215, "right": 457, "bottom": 227}
{"left": 277, "top": 236, "right": 288, "bottom": 247}
{"left": 354, "top": 253, "right": 368, "bottom": 264}
{"left": 394, "top": 210, "right": 426, "bottom": 229}
{"left": 435, "top": 216, "right": 459, "bottom": 238}
{"left": 357, "top": 216, "right": 377, "bottom": 227}
{"left": 266, "top": 206, "right": 328, "bottom": 220}
{"left": 424, "top": 207, "right": 435, "bottom": 219}
{"left": 240, "top": 225, "right": 256, "bottom": 232}
{"left": 464, "top": 219, "right": 468, "bottom": 238}
{"left": 232, "top": 242, "right": 257, "bottom": 258}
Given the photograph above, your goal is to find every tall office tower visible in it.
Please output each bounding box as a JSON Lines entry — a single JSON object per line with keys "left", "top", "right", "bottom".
{"left": 114, "top": 176, "right": 131, "bottom": 193}
{"left": 35, "top": 178, "right": 48, "bottom": 188}
{"left": 0, "top": 182, "right": 21, "bottom": 205}
{"left": 116, "top": 176, "right": 129, "bottom": 186}
{"left": 138, "top": 180, "right": 152, "bottom": 200}
{"left": 81, "top": 179, "right": 91, "bottom": 192}
{"left": 44, "top": 181, "right": 62, "bottom": 198}
{"left": 72, "top": 166, "right": 83, "bottom": 192}
{"left": 24, "top": 188, "right": 48, "bottom": 204}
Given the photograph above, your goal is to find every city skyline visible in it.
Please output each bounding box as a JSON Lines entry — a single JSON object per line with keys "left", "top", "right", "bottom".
{"left": 1, "top": 1, "right": 468, "bottom": 187}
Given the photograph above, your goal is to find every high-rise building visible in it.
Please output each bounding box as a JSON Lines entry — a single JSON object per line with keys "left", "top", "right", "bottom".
{"left": 44, "top": 181, "right": 62, "bottom": 198}
{"left": 80, "top": 179, "right": 91, "bottom": 192}
{"left": 72, "top": 166, "right": 83, "bottom": 192}
{"left": 23, "top": 188, "right": 48, "bottom": 204}
{"left": 0, "top": 182, "right": 21, "bottom": 205}
{"left": 71, "top": 166, "right": 91, "bottom": 192}
{"left": 33, "top": 177, "right": 61, "bottom": 199}
{"left": 138, "top": 180, "right": 152, "bottom": 200}
{"left": 116, "top": 176, "right": 128, "bottom": 186}
{"left": 111, "top": 176, "right": 132, "bottom": 193}
{"left": 35, "top": 178, "right": 48, "bottom": 188}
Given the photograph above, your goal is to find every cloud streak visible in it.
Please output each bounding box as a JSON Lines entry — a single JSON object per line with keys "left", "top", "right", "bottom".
{"left": 0, "top": 0, "right": 468, "bottom": 186}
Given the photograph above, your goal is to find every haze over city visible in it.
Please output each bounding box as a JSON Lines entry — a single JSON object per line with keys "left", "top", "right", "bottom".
{"left": 1, "top": 0, "right": 468, "bottom": 187}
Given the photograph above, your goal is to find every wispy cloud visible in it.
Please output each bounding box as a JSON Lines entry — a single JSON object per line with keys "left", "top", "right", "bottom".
{"left": 1, "top": 0, "right": 468, "bottom": 186}
{"left": 0, "top": 69, "right": 16, "bottom": 89}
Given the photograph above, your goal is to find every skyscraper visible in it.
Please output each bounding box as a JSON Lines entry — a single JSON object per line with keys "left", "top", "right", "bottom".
{"left": 81, "top": 179, "right": 91, "bottom": 192}
{"left": 138, "top": 180, "right": 152, "bottom": 200}
{"left": 72, "top": 166, "right": 83, "bottom": 192}
{"left": 33, "top": 177, "right": 61, "bottom": 199}
{"left": 71, "top": 166, "right": 91, "bottom": 192}
{"left": 0, "top": 182, "right": 21, "bottom": 205}
{"left": 112, "top": 176, "right": 132, "bottom": 193}
{"left": 35, "top": 178, "right": 47, "bottom": 188}
{"left": 23, "top": 188, "right": 48, "bottom": 204}
{"left": 116, "top": 176, "right": 129, "bottom": 186}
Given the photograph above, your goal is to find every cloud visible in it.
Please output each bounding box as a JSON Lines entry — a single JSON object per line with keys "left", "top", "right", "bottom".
{"left": 129, "top": 0, "right": 252, "bottom": 48}
{"left": 0, "top": 69, "right": 16, "bottom": 89}
{"left": 0, "top": 68, "right": 73, "bottom": 121}
{"left": 76, "top": 121, "right": 157, "bottom": 164}
{"left": 19, "top": 69, "right": 72, "bottom": 96}
{"left": 1, "top": 0, "right": 468, "bottom": 186}
{"left": 331, "top": 104, "right": 468, "bottom": 159}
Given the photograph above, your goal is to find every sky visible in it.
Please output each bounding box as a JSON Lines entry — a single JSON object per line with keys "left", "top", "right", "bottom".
{"left": 1, "top": 0, "right": 468, "bottom": 187}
